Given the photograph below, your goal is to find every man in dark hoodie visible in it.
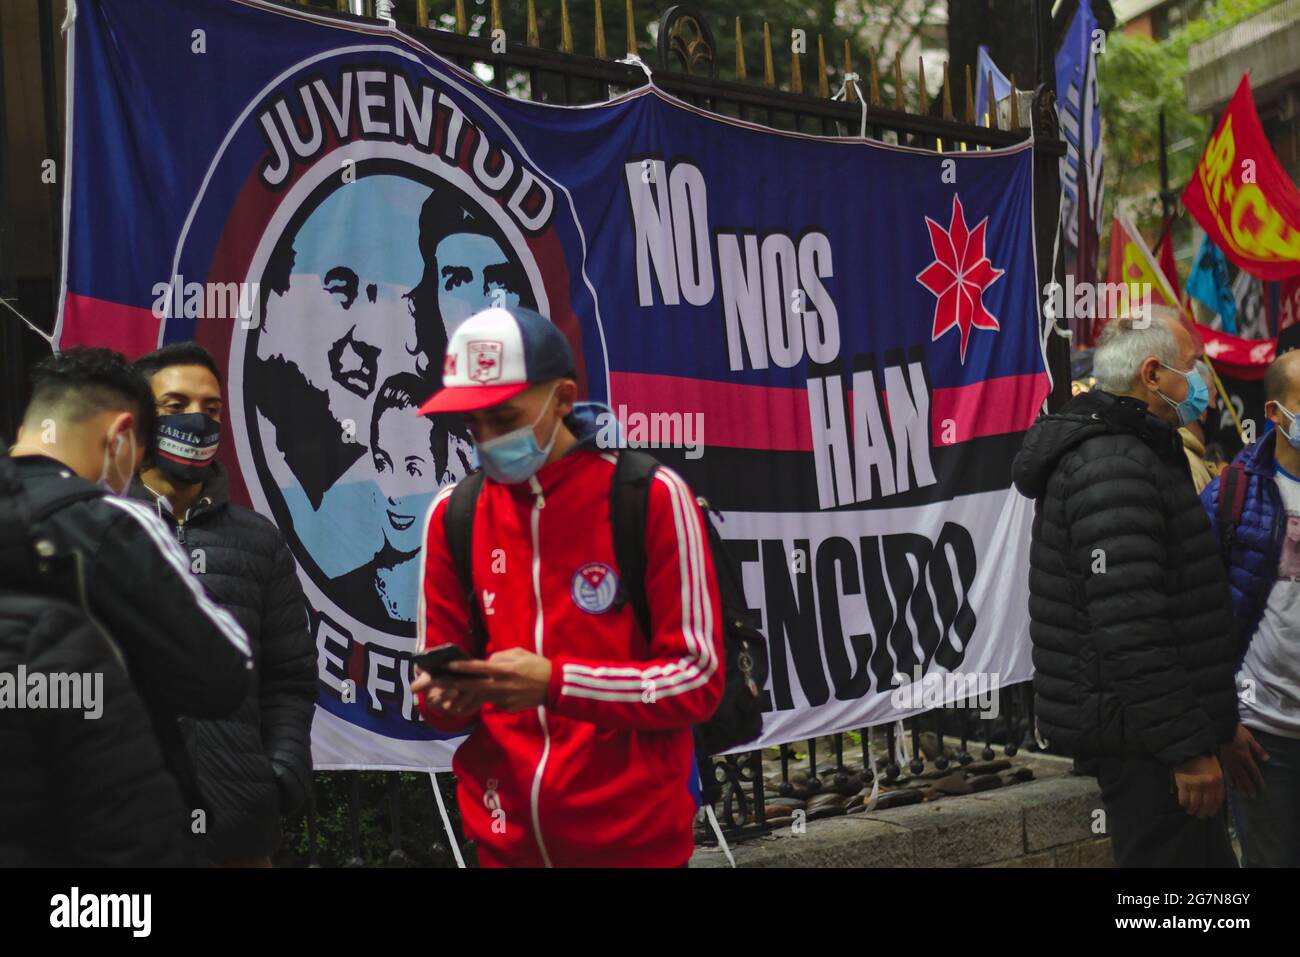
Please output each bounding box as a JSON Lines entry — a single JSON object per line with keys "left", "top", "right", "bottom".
{"left": 132, "top": 342, "right": 317, "bottom": 867}
{"left": 1012, "top": 309, "right": 1238, "bottom": 867}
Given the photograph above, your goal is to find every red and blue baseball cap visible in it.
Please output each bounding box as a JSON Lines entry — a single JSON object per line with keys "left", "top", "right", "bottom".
{"left": 417, "top": 305, "right": 575, "bottom": 414}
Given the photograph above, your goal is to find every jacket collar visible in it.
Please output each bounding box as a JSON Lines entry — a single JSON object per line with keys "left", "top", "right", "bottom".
{"left": 493, "top": 443, "right": 600, "bottom": 500}
{"left": 1238, "top": 427, "right": 1280, "bottom": 475}
{"left": 128, "top": 462, "right": 230, "bottom": 522}
{"left": 1083, "top": 390, "right": 1182, "bottom": 454}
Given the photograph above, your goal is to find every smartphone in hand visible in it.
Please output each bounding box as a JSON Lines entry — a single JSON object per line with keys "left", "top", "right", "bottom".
{"left": 411, "top": 643, "right": 486, "bottom": 680}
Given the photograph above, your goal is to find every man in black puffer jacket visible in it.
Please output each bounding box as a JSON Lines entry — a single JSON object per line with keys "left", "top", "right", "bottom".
{"left": 0, "top": 591, "right": 189, "bottom": 867}
{"left": 132, "top": 343, "right": 317, "bottom": 867}
{"left": 1012, "top": 310, "right": 1237, "bottom": 868}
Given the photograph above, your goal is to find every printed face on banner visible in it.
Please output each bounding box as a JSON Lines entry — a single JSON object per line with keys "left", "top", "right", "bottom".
{"left": 247, "top": 168, "right": 537, "bottom": 632}
{"left": 154, "top": 50, "right": 574, "bottom": 761}
{"left": 237, "top": 162, "right": 548, "bottom": 747}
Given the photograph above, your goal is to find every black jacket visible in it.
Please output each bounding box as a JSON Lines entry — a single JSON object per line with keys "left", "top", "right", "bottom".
{"left": 1011, "top": 390, "right": 1237, "bottom": 768}
{"left": 2, "top": 452, "right": 252, "bottom": 864}
{"left": 0, "top": 593, "right": 189, "bottom": 866}
{"left": 130, "top": 465, "right": 316, "bottom": 862}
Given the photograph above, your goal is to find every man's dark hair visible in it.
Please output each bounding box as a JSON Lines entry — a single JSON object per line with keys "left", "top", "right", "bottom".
{"left": 26, "top": 347, "right": 157, "bottom": 451}
{"left": 134, "top": 341, "right": 223, "bottom": 386}
{"left": 407, "top": 185, "right": 536, "bottom": 373}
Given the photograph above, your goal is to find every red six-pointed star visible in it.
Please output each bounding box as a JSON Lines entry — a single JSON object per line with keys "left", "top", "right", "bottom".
{"left": 915, "top": 195, "right": 1004, "bottom": 363}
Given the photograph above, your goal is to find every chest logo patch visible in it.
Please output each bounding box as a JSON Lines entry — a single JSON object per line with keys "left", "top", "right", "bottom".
{"left": 571, "top": 562, "right": 619, "bottom": 614}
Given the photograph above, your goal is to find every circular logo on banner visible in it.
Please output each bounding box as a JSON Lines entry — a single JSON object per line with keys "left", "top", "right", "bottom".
{"left": 167, "top": 46, "right": 596, "bottom": 749}
{"left": 571, "top": 562, "right": 620, "bottom": 614}
{"left": 241, "top": 155, "right": 539, "bottom": 635}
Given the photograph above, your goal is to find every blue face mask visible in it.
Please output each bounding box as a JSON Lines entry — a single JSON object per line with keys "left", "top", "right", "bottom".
{"left": 475, "top": 386, "right": 561, "bottom": 484}
{"left": 1157, "top": 361, "right": 1210, "bottom": 427}
{"left": 1275, "top": 402, "right": 1300, "bottom": 450}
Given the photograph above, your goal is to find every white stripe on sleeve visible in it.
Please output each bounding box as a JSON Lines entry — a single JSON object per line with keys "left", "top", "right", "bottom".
{"left": 104, "top": 496, "right": 252, "bottom": 660}
{"left": 559, "top": 465, "right": 716, "bottom": 702}
{"left": 416, "top": 483, "right": 458, "bottom": 654}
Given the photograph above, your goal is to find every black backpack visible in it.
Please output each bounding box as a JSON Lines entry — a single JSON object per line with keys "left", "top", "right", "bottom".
{"left": 442, "top": 449, "right": 767, "bottom": 756}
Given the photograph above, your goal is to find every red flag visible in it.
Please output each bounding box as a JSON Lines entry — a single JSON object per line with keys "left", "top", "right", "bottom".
{"left": 1195, "top": 321, "right": 1275, "bottom": 381}
{"left": 1181, "top": 75, "right": 1300, "bottom": 280}
{"left": 1280, "top": 276, "right": 1300, "bottom": 332}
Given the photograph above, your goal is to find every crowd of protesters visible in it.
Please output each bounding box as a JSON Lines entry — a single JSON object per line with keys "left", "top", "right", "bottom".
{"left": 2, "top": 298, "right": 1298, "bottom": 868}
{"left": 1015, "top": 307, "right": 1300, "bottom": 868}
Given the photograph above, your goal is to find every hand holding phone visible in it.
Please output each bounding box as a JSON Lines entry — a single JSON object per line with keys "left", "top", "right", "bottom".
{"left": 411, "top": 643, "right": 486, "bottom": 680}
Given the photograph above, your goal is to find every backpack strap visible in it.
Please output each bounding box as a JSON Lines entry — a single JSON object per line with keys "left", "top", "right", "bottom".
{"left": 442, "top": 470, "right": 488, "bottom": 656}
{"left": 1217, "top": 461, "right": 1248, "bottom": 549}
{"left": 610, "top": 450, "right": 659, "bottom": 644}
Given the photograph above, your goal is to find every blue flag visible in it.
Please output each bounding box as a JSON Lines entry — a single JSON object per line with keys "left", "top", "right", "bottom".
{"left": 1187, "top": 234, "right": 1238, "bottom": 333}
{"left": 974, "top": 46, "right": 1012, "bottom": 127}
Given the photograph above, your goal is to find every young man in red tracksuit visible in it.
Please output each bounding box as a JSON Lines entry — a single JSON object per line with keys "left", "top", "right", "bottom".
{"left": 410, "top": 305, "right": 724, "bottom": 868}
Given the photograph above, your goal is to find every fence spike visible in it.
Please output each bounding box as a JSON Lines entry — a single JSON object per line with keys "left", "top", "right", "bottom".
{"left": 625, "top": 0, "right": 637, "bottom": 56}
{"left": 560, "top": 0, "right": 574, "bottom": 53}
{"left": 893, "top": 52, "right": 903, "bottom": 111}
{"left": 735, "top": 18, "right": 747, "bottom": 81}
{"left": 868, "top": 48, "right": 879, "bottom": 105}
{"left": 762, "top": 22, "right": 775, "bottom": 89}
{"left": 964, "top": 63, "right": 974, "bottom": 124}
{"left": 918, "top": 57, "right": 928, "bottom": 114}
{"left": 526, "top": 0, "right": 539, "bottom": 46}
{"left": 843, "top": 39, "right": 856, "bottom": 104}
{"left": 790, "top": 31, "right": 803, "bottom": 94}
{"left": 942, "top": 61, "right": 953, "bottom": 120}
{"left": 987, "top": 70, "right": 998, "bottom": 129}
{"left": 816, "top": 34, "right": 828, "bottom": 98}
{"left": 595, "top": 0, "right": 607, "bottom": 59}
{"left": 415, "top": 0, "right": 428, "bottom": 27}
{"left": 1010, "top": 72, "right": 1020, "bottom": 128}
{"left": 490, "top": 0, "right": 502, "bottom": 36}
{"left": 454, "top": 0, "right": 466, "bottom": 35}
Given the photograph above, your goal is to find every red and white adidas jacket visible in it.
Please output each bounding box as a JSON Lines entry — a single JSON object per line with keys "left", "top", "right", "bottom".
{"left": 415, "top": 447, "right": 724, "bottom": 867}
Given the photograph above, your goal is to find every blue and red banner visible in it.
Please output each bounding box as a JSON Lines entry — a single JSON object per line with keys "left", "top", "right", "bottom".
{"left": 60, "top": 0, "right": 1046, "bottom": 768}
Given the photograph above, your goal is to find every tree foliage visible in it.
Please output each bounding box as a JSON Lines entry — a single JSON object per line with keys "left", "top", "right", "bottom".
{"left": 1097, "top": 0, "right": 1282, "bottom": 254}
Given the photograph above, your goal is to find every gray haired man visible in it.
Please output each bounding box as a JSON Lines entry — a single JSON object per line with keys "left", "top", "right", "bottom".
{"left": 1012, "top": 310, "right": 1238, "bottom": 867}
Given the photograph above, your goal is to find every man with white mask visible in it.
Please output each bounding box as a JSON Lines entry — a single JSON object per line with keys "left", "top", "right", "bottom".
{"left": 1204, "top": 349, "right": 1300, "bottom": 867}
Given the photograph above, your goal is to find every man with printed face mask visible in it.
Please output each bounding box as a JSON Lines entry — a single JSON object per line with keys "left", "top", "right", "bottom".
{"left": 1202, "top": 349, "right": 1300, "bottom": 866}
{"left": 131, "top": 342, "right": 317, "bottom": 867}
{"left": 4, "top": 348, "right": 253, "bottom": 861}
{"left": 1013, "top": 311, "right": 1238, "bottom": 867}
{"left": 409, "top": 306, "right": 724, "bottom": 867}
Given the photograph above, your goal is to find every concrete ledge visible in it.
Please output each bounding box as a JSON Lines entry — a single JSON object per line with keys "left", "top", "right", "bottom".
{"left": 690, "top": 772, "right": 1109, "bottom": 868}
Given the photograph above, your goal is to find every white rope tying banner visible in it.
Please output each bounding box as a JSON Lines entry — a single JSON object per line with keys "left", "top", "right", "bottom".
{"left": 831, "top": 72, "right": 869, "bottom": 139}
{"left": 617, "top": 53, "right": 655, "bottom": 86}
